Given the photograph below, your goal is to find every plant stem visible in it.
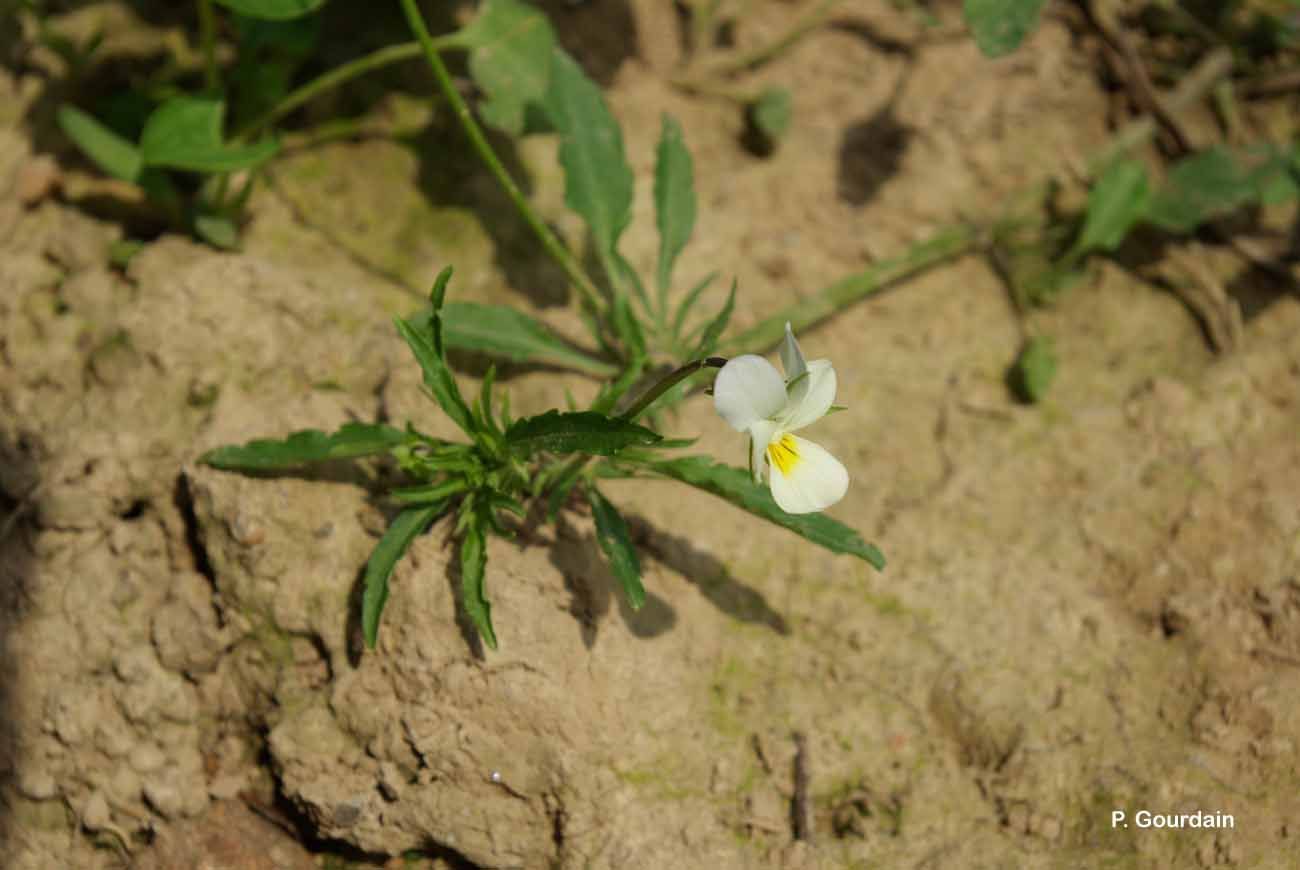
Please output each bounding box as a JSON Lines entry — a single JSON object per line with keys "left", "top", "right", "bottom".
{"left": 236, "top": 41, "right": 429, "bottom": 140}
{"left": 197, "top": 0, "right": 219, "bottom": 92}
{"left": 619, "top": 357, "right": 726, "bottom": 422}
{"left": 687, "top": 0, "right": 843, "bottom": 83}
{"left": 720, "top": 223, "right": 980, "bottom": 355}
{"left": 397, "top": 0, "right": 608, "bottom": 321}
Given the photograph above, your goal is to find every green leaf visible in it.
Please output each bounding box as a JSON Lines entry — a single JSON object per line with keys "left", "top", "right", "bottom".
{"left": 654, "top": 114, "right": 697, "bottom": 299}
{"left": 750, "top": 86, "right": 792, "bottom": 142}
{"left": 1009, "top": 335, "right": 1057, "bottom": 403}
{"left": 362, "top": 503, "right": 444, "bottom": 649}
{"left": 198, "top": 422, "right": 413, "bottom": 470}
{"left": 505, "top": 410, "right": 661, "bottom": 456}
{"left": 140, "top": 96, "right": 279, "bottom": 173}
{"left": 1146, "top": 146, "right": 1257, "bottom": 233}
{"left": 1071, "top": 159, "right": 1150, "bottom": 257}
{"left": 648, "top": 456, "right": 886, "bottom": 570}
{"left": 396, "top": 268, "right": 476, "bottom": 436}
{"left": 692, "top": 279, "right": 736, "bottom": 356}
{"left": 212, "top": 0, "right": 325, "bottom": 20}
{"left": 963, "top": 0, "right": 1047, "bottom": 58}
{"left": 438, "top": 302, "right": 617, "bottom": 376}
{"left": 460, "top": 507, "right": 497, "bottom": 649}
{"left": 194, "top": 212, "right": 240, "bottom": 249}
{"left": 671, "top": 270, "right": 719, "bottom": 340}
{"left": 447, "top": 0, "right": 555, "bottom": 135}
{"left": 542, "top": 49, "right": 634, "bottom": 273}
{"left": 587, "top": 485, "right": 645, "bottom": 609}
{"left": 57, "top": 106, "right": 142, "bottom": 182}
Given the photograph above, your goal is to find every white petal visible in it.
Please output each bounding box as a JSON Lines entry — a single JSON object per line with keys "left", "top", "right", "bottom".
{"left": 767, "top": 434, "right": 848, "bottom": 514}
{"left": 747, "top": 419, "right": 779, "bottom": 482}
{"left": 779, "top": 322, "right": 807, "bottom": 382}
{"left": 713, "top": 355, "right": 786, "bottom": 431}
{"left": 781, "top": 360, "right": 836, "bottom": 431}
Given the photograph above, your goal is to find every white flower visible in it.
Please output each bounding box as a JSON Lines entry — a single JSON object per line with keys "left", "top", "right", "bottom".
{"left": 713, "top": 323, "right": 849, "bottom": 514}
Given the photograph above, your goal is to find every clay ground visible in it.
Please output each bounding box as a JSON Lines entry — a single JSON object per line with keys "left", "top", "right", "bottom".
{"left": 2, "top": 1, "right": 1300, "bottom": 868}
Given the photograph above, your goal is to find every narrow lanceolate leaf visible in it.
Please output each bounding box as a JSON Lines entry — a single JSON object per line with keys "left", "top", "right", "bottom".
{"left": 212, "top": 0, "right": 325, "bottom": 20}
{"left": 460, "top": 509, "right": 497, "bottom": 649}
{"left": 362, "top": 503, "right": 445, "bottom": 649}
{"left": 504, "top": 410, "right": 661, "bottom": 456}
{"left": 1070, "top": 159, "right": 1149, "bottom": 257}
{"left": 587, "top": 485, "right": 645, "bottom": 609}
{"left": 648, "top": 456, "right": 886, "bottom": 570}
{"left": 57, "top": 106, "right": 142, "bottom": 182}
{"left": 654, "top": 115, "right": 696, "bottom": 299}
{"left": 198, "top": 422, "right": 413, "bottom": 470}
{"left": 439, "top": 302, "right": 616, "bottom": 376}
{"left": 672, "top": 270, "right": 719, "bottom": 340}
{"left": 542, "top": 49, "right": 634, "bottom": 271}
{"left": 397, "top": 273, "right": 476, "bottom": 437}
{"left": 692, "top": 280, "right": 736, "bottom": 356}
{"left": 963, "top": 0, "right": 1047, "bottom": 58}
{"left": 139, "top": 96, "right": 278, "bottom": 173}
{"left": 447, "top": 0, "right": 555, "bottom": 135}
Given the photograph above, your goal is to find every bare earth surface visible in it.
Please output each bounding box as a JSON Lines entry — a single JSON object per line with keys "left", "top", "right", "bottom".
{"left": 2, "top": 2, "right": 1299, "bottom": 869}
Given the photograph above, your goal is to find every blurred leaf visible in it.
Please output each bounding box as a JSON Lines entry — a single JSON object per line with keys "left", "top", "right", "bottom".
{"left": 1071, "top": 159, "right": 1150, "bottom": 256}
{"left": 963, "top": 0, "right": 1047, "bottom": 58}
{"left": 1009, "top": 335, "right": 1057, "bottom": 403}
{"left": 587, "top": 485, "right": 645, "bottom": 609}
{"left": 647, "top": 456, "right": 886, "bottom": 570}
{"left": 140, "top": 96, "right": 278, "bottom": 172}
{"left": 671, "top": 270, "right": 719, "bottom": 340}
{"left": 1244, "top": 144, "right": 1300, "bottom": 206}
{"left": 212, "top": 0, "right": 325, "bottom": 20}
{"left": 194, "top": 212, "right": 239, "bottom": 249}
{"left": 692, "top": 279, "right": 736, "bottom": 356}
{"left": 751, "top": 86, "right": 792, "bottom": 141}
{"left": 362, "top": 503, "right": 444, "bottom": 648}
{"left": 57, "top": 106, "right": 142, "bottom": 182}
{"left": 199, "top": 422, "right": 412, "bottom": 470}
{"left": 654, "top": 114, "right": 697, "bottom": 298}
{"left": 107, "top": 239, "right": 144, "bottom": 268}
{"left": 1147, "top": 146, "right": 1259, "bottom": 232}
{"left": 542, "top": 49, "right": 634, "bottom": 273}
{"left": 460, "top": 506, "right": 497, "bottom": 649}
{"left": 437, "top": 302, "right": 616, "bottom": 376}
{"left": 395, "top": 267, "right": 477, "bottom": 437}
{"left": 504, "top": 410, "right": 661, "bottom": 456}
{"left": 448, "top": 0, "right": 555, "bottom": 135}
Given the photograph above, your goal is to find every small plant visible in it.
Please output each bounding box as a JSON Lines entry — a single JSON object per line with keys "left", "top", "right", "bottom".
{"left": 200, "top": 267, "right": 884, "bottom": 649}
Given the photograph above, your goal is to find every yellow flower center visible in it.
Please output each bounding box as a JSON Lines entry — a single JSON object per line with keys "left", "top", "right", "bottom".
{"left": 767, "top": 434, "right": 799, "bottom": 476}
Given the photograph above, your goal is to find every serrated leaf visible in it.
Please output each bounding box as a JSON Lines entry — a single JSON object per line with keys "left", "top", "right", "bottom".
{"left": 963, "top": 0, "right": 1047, "bottom": 58}
{"left": 505, "top": 410, "right": 661, "bottom": 456}
{"left": 362, "top": 503, "right": 444, "bottom": 649}
{"left": 198, "top": 422, "right": 412, "bottom": 470}
{"left": 448, "top": 0, "right": 555, "bottom": 135}
{"left": 587, "top": 485, "right": 645, "bottom": 609}
{"left": 212, "top": 0, "right": 325, "bottom": 20}
{"left": 140, "top": 96, "right": 279, "bottom": 173}
{"left": 1146, "top": 146, "right": 1257, "bottom": 233}
{"left": 648, "top": 456, "right": 886, "bottom": 570}
{"left": 1009, "top": 335, "right": 1057, "bottom": 403}
{"left": 438, "top": 302, "right": 616, "bottom": 376}
{"left": 460, "top": 508, "right": 497, "bottom": 649}
{"left": 654, "top": 114, "right": 696, "bottom": 299}
{"left": 57, "top": 106, "right": 142, "bottom": 182}
{"left": 1072, "top": 159, "right": 1149, "bottom": 256}
{"left": 542, "top": 49, "right": 634, "bottom": 274}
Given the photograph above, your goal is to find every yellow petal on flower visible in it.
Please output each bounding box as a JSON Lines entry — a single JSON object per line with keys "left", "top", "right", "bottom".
{"left": 767, "top": 434, "right": 848, "bottom": 514}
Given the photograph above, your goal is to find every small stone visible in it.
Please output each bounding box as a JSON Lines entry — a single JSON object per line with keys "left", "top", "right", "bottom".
{"left": 15, "top": 155, "right": 61, "bottom": 206}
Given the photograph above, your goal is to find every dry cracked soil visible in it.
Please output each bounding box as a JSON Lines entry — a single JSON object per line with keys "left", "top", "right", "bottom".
{"left": 1, "top": 1, "right": 1299, "bottom": 868}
